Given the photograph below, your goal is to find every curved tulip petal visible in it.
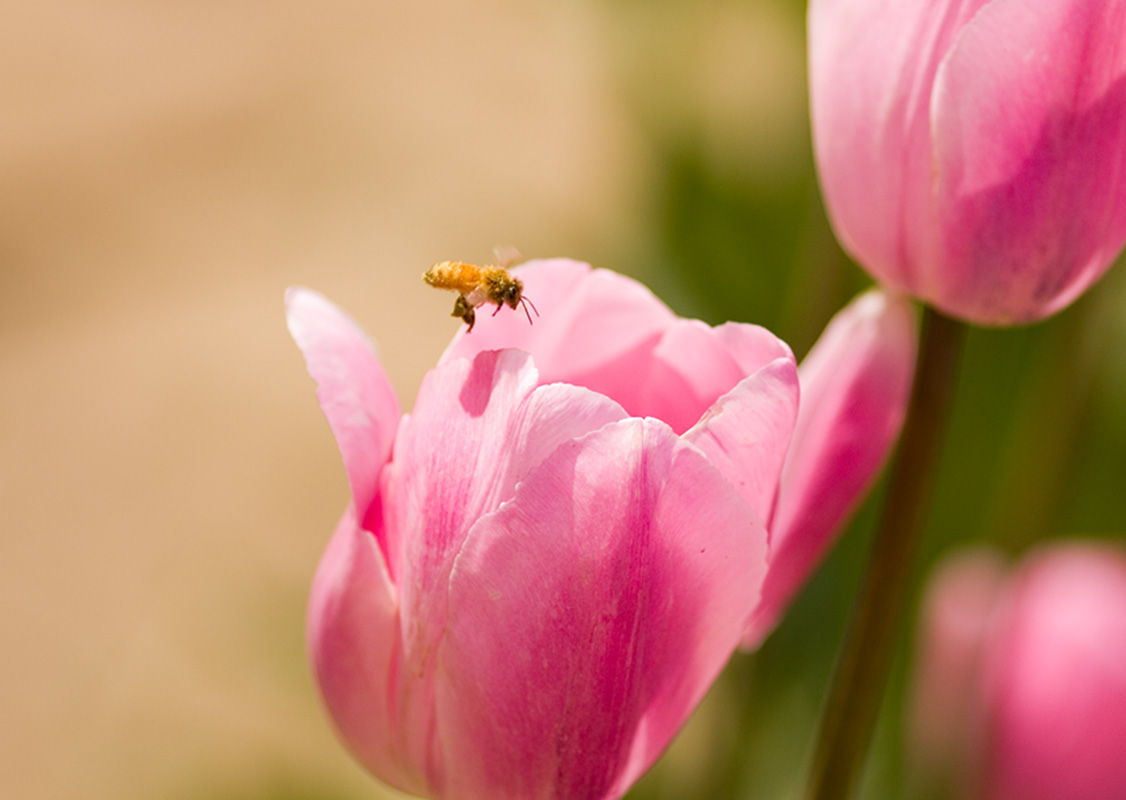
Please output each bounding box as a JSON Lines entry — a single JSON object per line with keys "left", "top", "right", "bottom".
{"left": 712, "top": 320, "right": 800, "bottom": 376}
{"left": 744, "top": 290, "right": 917, "bottom": 647}
{"left": 434, "top": 418, "right": 767, "bottom": 800}
{"left": 809, "top": 0, "right": 990, "bottom": 294}
{"left": 306, "top": 507, "right": 426, "bottom": 796}
{"left": 385, "top": 349, "right": 627, "bottom": 673}
{"left": 683, "top": 356, "right": 800, "bottom": 526}
{"left": 441, "top": 259, "right": 677, "bottom": 382}
{"left": 286, "top": 287, "right": 400, "bottom": 520}
{"left": 632, "top": 320, "right": 795, "bottom": 435}
{"left": 982, "top": 546, "right": 1126, "bottom": 800}
{"left": 931, "top": 0, "right": 1126, "bottom": 323}
{"left": 442, "top": 260, "right": 798, "bottom": 435}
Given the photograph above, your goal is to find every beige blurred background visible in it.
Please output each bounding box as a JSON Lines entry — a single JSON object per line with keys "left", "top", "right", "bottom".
{"left": 0, "top": 2, "right": 806, "bottom": 798}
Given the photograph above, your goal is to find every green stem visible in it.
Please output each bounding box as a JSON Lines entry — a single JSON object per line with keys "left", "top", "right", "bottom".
{"left": 802, "top": 305, "right": 966, "bottom": 800}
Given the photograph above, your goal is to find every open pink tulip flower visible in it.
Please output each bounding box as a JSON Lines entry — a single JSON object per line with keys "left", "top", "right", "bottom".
{"left": 911, "top": 544, "right": 1126, "bottom": 800}
{"left": 810, "top": 0, "right": 1126, "bottom": 325}
{"left": 287, "top": 259, "right": 915, "bottom": 798}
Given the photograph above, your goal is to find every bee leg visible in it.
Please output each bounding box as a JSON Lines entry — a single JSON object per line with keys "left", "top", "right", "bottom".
{"left": 452, "top": 295, "right": 476, "bottom": 332}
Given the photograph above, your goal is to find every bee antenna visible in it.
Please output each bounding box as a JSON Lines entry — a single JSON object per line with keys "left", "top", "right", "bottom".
{"left": 520, "top": 295, "right": 539, "bottom": 324}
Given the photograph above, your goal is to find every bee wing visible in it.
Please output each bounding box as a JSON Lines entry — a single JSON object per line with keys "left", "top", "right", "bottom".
{"left": 464, "top": 286, "right": 489, "bottom": 306}
{"left": 492, "top": 244, "right": 522, "bottom": 269}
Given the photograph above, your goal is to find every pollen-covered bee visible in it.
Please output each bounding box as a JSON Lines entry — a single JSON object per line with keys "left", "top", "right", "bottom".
{"left": 423, "top": 259, "right": 538, "bottom": 332}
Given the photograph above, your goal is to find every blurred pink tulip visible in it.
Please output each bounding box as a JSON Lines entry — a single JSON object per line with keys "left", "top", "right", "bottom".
{"left": 287, "top": 259, "right": 915, "bottom": 798}
{"left": 910, "top": 548, "right": 1008, "bottom": 793}
{"left": 912, "top": 544, "right": 1126, "bottom": 800}
{"left": 810, "top": 0, "right": 1126, "bottom": 325}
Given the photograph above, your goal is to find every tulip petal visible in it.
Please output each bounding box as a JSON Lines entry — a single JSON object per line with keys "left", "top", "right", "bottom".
{"left": 745, "top": 290, "right": 917, "bottom": 647}
{"left": 931, "top": 0, "right": 1126, "bottom": 322}
{"left": 386, "top": 349, "right": 627, "bottom": 672}
{"left": 682, "top": 355, "right": 800, "bottom": 526}
{"left": 434, "top": 418, "right": 766, "bottom": 800}
{"left": 306, "top": 507, "right": 426, "bottom": 795}
{"left": 712, "top": 320, "right": 800, "bottom": 376}
{"left": 441, "top": 259, "right": 677, "bottom": 395}
{"left": 633, "top": 320, "right": 795, "bottom": 435}
{"left": 809, "top": 0, "right": 991, "bottom": 295}
{"left": 286, "top": 287, "right": 400, "bottom": 520}
{"left": 441, "top": 260, "right": 797, "bottom": 435}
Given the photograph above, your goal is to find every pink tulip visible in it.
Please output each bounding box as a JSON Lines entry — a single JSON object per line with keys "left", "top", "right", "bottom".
{"left": 911, "top": 545, "right": 1126, "bottom": 800}
{"left": 287, "top": 259, "right": 915, "bottom": 798}
{"left": 810, "top": 0, "right": 1126, "bottom": 325}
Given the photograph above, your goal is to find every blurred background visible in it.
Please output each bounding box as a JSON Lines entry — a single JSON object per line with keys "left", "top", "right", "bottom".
{"left": 2, "top": 1, "right": 1123, "bottom": 798}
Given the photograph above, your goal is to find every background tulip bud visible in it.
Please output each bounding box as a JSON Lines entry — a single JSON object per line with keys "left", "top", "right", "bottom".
{"left": 911, "top": 544, "right": 1126, "bottom": 800}
{"left": 810, "top": 0, "right": 1126, "bottom": 325}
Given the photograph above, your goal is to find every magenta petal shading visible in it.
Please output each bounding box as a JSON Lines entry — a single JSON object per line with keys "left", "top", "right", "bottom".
{"left": 435, "top": 418, "right": 767, "bottom": 800}
{"left": 930, "top": 0, "right": 1126, "bottom": 322}
{"left": 744, "top": 289, "right": 918, "bottom": 648}
{"left": 286, "top": 287, "right": 400, "bottom": 517}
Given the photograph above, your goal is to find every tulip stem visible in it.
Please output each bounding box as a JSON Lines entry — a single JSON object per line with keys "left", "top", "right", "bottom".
{"left": 802, "top": 305, "right": 965, "bottom": 800}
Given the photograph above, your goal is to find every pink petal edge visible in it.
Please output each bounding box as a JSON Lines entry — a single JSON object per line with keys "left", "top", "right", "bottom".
{"left": 683, "top": 356, "right": 801, "bottom": 528}
{"left": 441, "top": 259, "right": 677, "bottom": 384}
{"left": 286, "top": 287, "right": 401, "bottom": 518}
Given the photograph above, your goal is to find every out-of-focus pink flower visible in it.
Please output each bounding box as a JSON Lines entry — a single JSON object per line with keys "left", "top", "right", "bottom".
{"left": 909, "top": 549, "right": 1008, "bottom": 792}
{"left": 287, "top": 259, "right": 914, "bottom": 798}
{"left": 810, "top": 0, "right": 1126, "bottom": 325}
{"left": 911, "top": 544, "right": 1126, "bottom": 800}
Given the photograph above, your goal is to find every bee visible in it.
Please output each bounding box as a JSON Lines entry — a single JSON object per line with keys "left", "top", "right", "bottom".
{"left": 423, "top": 259, "right": 538, "bottom": 333}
